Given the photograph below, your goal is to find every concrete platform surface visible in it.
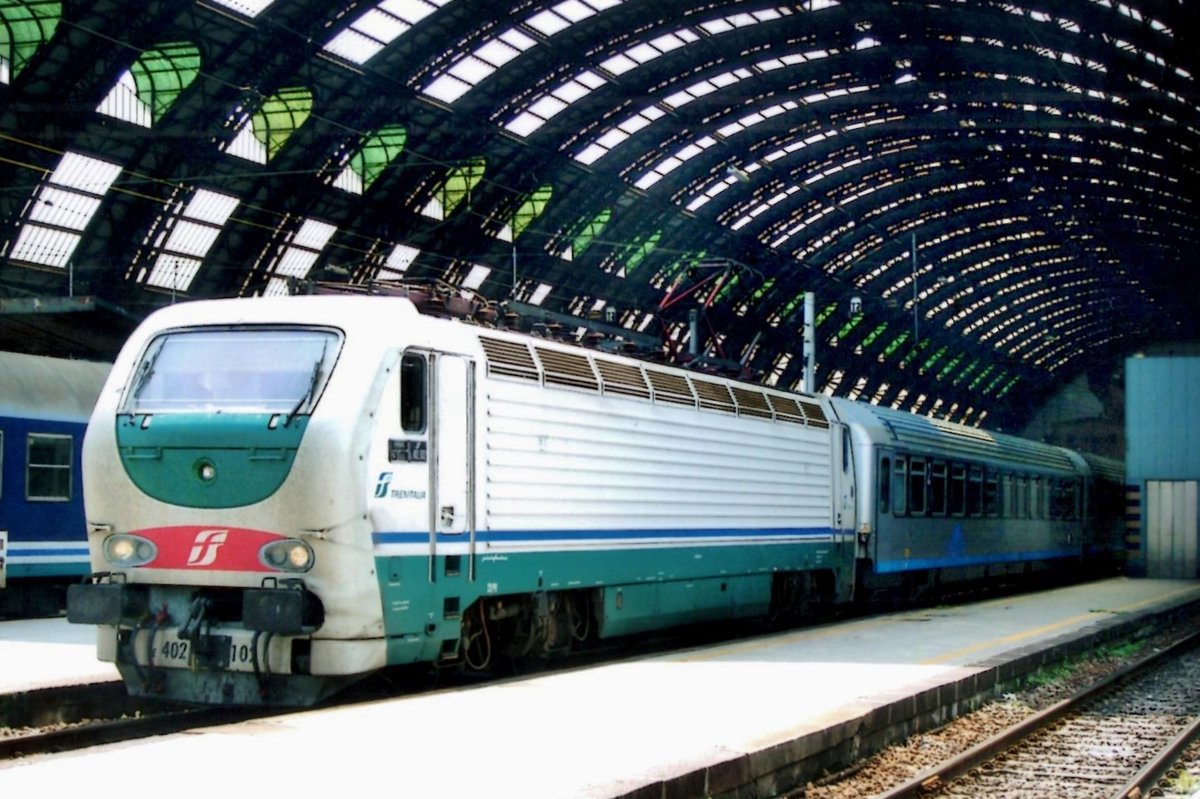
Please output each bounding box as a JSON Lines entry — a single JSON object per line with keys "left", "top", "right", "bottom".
{"left": 0, "top": 618, "right": 117, "bottom": 693}
{"left": 2, "top": 577, "right": 1198, "bottom": 797}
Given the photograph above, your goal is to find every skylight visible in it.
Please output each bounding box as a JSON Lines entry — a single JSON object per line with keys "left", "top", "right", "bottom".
{"left": 203, "top": 0, "right": 276, "bottom": 19}
{"left": 144, "top": 189, "right": 240, "bottom": 293}
{"left": 422, "top": 0, "right": 623, "bottom": 105}
{"left": 4, "top": 151, "right": 122, "bottom": 269}
{"left": 323, "top": 0, "right": 452, "bottom": 66}
{"left": 262, "top": 218, "right": 338, "bottom": 296}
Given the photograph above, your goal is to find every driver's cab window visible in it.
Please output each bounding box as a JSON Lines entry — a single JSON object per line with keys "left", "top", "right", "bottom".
{"left": 400, "top": 353, "right": 427, "bottom": 433}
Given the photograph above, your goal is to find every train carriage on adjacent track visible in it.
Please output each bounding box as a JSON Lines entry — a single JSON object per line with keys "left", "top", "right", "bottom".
{"left": 1, "top": 351, "right": 110, "bottom": 617}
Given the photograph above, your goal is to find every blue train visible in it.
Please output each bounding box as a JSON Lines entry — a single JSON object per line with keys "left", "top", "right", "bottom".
{"left": 66, "top": 292, "right": 1124, "bottom": 705}
{"left": 1, "top": 351, "right": 110, "bottom": 617}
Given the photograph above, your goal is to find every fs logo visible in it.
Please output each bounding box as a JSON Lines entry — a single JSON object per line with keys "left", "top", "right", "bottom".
{"left": 374, "top": 471, "right": 393, "bottom": 498}
{"left": 186, "top": 529, "right": 229, "bottom": 567}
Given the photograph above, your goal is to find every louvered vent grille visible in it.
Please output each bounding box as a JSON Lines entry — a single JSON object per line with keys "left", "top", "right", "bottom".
{"left": 479, "top": 337, "right": 538, "bottom": 381}
{"left": 731, "top": 386, "right": 773, "bottom": 419}
{"left": 766, "top": 394, "right": 808, "bottom": 425}
{"left": 691, "top": 378, "right": 736, "bottom": 414}
{"left": 535, "top": 346, "right": 599, "bottom": 392}
{"left": 645, "top": 369, "right": 696, "bottom": 406}
{"left": 595, "top": 359, "right": 650, "bottom": 399}
{"left": 797, "top": 398, "right": 829, "bottom": 429}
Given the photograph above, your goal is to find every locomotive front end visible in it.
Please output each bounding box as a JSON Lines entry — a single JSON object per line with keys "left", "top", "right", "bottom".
{"left": 69, "top": 304, "right": 385, "bottom": 706}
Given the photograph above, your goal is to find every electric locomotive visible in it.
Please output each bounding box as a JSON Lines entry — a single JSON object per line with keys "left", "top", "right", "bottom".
{"left": 1, "top": 351, "right": 110, "bottom": 617}
{"left": 68, "top": 294, "right": 855, "bottom": 705}
{"left": 67, "top": 293, "right": 1121, "bottom": 706}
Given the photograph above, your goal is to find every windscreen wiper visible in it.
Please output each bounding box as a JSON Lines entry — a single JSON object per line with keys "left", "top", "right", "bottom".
{"left": 286, "top": 342, "right": 327, "bottom": 427}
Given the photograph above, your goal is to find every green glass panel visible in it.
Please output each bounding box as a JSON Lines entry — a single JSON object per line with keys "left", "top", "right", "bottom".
{"left": 571, "top": 209, "right": 611, "bottom": 256}
{"left": 814, "top": 302, "right": 838, "bottom": 328}
{"left": 714, "top": 272, "right": 740, "bottom": 303}
{"left": 511, "top": 184, "right": 552, "bottom": 239}
{"left": 881, "top": 331, "right": 910, "bottom": 360}
{"left": 983, "top": 371, "right": 1007, "bottom": 395}
{"left": 439, "top": 157, "right": 486, "bottom": 216}
{"left": 860, "top": 322, "right": 888, "bottom": 350}
{"left": 954, "top": 359, "right": 979, "bottom": 386}
{"left": 251, "top": 86, "right": 313, "bottom": 161}
{"left": 778, "top": 292, "right": 805, "bottom": 322}
{"left": 129, "top": 41, "right": 201, "bottom": 123}
{"left": 835, "top": 314, "right": 863, "bottom": 340}
{"left": 0, "top": 0, "right": 60, "bottom": 81}
{"left": 350, "top": 124, "right": 406, "bottom": 190}
{"left": 997, "top": 375, "right": 1020, "bottom": 398}
{"left": 623, "top": 230, "right": 661, "bottom": 275}
{"left": 749, "top": 277, "right": 776, "bottom": 303}
{"left": 937, "top": 354, "right": 962, "bottom": 380}
{"left": 970, "top": 364, "right": 995, "bottom": 390}
{"left": 922, "top": 346, "right": 947, "bottom": 370}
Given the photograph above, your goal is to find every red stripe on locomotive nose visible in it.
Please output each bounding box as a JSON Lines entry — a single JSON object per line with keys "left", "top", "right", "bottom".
{"left": 133, "top": 525, "right": 286, "bottom": 570}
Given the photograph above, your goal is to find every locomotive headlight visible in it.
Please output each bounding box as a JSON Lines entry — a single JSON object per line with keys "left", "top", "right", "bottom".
{"left": 103, "top": 534, "right": 157, "bottom": 567}
{"left": 259, "top": 539, "right": 314, "bottom": 572}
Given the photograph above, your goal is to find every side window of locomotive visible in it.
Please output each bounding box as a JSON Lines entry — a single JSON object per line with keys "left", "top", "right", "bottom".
{"left": 878, "top": 457, "right": 891, "bottom": 514}
{"left": 928, "top": 461, "right": 947, "bottom": 517}
{"left": 950, "top": 463, "right": 966, "bottom": 517}
{"left": 27, "top": 433, "right": 71, "bottom": 501}
{"left": 841, "top": 428, "right": 852, "bottom": 474}
{"left": 400, "top": 353, "right": 427, "bottom": 434}
{"left": 908, "top": 457, "right": 927, "bottom": 515}
{"left": 892, "top": 458, "right": 907, "bottom": 516}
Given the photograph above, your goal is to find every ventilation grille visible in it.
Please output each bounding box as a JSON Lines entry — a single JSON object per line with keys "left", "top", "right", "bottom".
{"left": 731, "top": 386, "right": 773, "bottom": 419}
{"left": 477, "top": 333, "right": 831, "bottom": 430}
{"left": 479, "top": 337, "right": 538, "bottom": 381}
{"left": 767, "top": 394, "right": 808, "bottom": 425}
{"left": 535, "top": 346, "right": 598, "bottom": 392}
{"left": 692, "top": 378, "right": 736, "bottom": 414}
{"left": 646, "top": 369, "right": 696, "bottom": 406}
{"left": 595, "top": 360, "right": 651, "bottom": 400}
{"left": 797, "top": 397, "right": 829, "bottom": 428}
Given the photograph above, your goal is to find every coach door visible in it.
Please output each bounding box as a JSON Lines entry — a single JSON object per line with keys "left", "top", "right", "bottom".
{"left": 427, "top": 353, "right": 476, "bottom": 582}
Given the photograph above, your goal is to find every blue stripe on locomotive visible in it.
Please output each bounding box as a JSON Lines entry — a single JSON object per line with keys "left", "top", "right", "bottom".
{"left": 373, "top": 525, "right": 835, "bottom": 546}
{"left": 0, "top": 413, "right": 90, "bottom": 578}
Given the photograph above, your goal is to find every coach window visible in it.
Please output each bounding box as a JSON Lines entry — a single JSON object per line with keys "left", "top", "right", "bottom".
{"left": 1016, "top": 475, "right": 1028, "bottom": 518}
{"left": 892, "top": 457, "right": 907, "bottom": 516}
{"left": 984, "top": 470, "right": 1000, "bottom": 517}
{"left": 878, "top": 457, "right": 891, "bottom": 514}
{"left": 1002, "top": 474, "right": 1014, "bottom": 518}
{"left": 928, "top": 461, "right": 947, "bottom": 517}
{"left": 966, "top": 465, "right": 983, "bottom": 517}
{"left": 0, "top": 430, "right": 4, "bottom": 498}
{"left": 27, "top": 433, "right": 71, "bottom": 501}
{"left": 400, "top": 352, "right": 427, "bottom": 433}
{"left": 908, "top": 457, "right": 927, "bottom": 516}
{"left": 949, "top": 463, "right": 966, "bottom": 517}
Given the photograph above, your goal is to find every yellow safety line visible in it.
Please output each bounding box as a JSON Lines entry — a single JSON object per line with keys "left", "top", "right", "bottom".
{"left": 919, "top": 584, "right": 1200, "bottom": 665}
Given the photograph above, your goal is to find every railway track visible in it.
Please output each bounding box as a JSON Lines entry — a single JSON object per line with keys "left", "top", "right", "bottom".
{"left": 876, "top": 631, "right": 1200, "bottom": 799}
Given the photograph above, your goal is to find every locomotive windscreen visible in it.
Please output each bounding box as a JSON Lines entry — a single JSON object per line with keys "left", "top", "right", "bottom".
{"left": 122, "top": 327, "right": 341, "bottom": 415}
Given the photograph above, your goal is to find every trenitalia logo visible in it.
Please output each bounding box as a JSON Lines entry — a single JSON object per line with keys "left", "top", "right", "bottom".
{"left": 130, "top": 525, "right": 285, "bottom": 571}
{"left": 186, "top": 529, "right": 229, "bottom": 567}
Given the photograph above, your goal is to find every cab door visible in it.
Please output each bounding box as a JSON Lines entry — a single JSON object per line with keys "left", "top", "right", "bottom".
{"left": 427, "top": 353, "right": 475, "bottom": 581}
{"left": 832, "top": 422, "right": 857, "bottom": 535}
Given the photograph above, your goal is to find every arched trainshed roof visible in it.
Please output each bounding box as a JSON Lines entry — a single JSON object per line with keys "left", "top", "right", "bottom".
{"left": 1, "top": 0, "right": 1196, "bottom": 430}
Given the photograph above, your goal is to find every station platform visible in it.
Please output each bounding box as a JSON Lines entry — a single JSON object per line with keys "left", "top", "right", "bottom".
{"left": 3, "top": 577, "right": 1199, "bottom": 798}
{"left": 0, "top": 617, "right": 118, "bottom": 693}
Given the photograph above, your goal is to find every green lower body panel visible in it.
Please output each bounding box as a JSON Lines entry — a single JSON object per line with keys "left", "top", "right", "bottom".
{"left": 375, "top": 540, "right": 851, "bottom": 665}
